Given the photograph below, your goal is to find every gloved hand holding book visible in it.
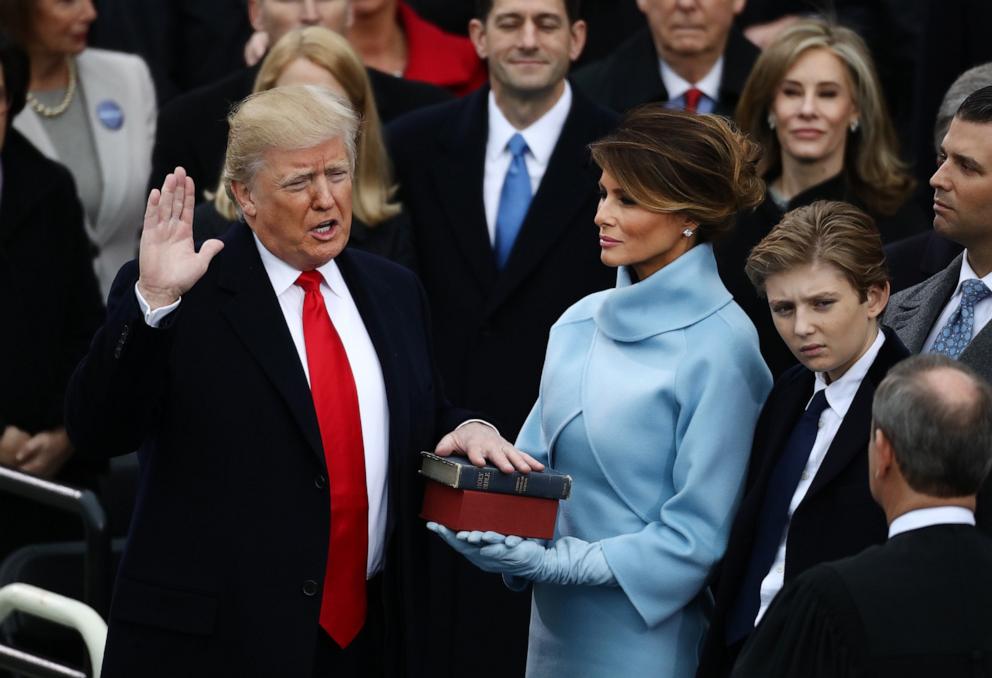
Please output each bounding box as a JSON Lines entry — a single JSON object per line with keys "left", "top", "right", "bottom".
{"left": 427, "top": 522, "right": 617, "bottom": 587}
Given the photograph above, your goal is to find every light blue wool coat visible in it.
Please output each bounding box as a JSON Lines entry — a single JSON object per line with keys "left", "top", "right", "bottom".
{"left": 515, "top": 244, "right": 772, "bottom": 677}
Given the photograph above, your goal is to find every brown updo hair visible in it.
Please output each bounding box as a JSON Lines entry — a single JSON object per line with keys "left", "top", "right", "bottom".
{"left": 745, "top": 200, "right": 889, "bottom": 301}
{"left": 589, "top": 107, "right": 764, "bottom": 243}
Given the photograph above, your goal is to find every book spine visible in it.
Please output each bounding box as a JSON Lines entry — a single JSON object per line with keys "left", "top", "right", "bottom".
{"left": 452, "top": 465, "right": 570, "bottom": 500}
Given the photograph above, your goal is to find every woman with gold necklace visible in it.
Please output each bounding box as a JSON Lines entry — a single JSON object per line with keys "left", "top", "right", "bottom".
{"left": 0, "top": 0, "right": 156, "bottom": 299}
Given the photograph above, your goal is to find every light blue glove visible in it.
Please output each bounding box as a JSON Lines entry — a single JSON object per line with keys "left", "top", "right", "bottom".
{"left": 427, "top": 522, "right": 617, "bottom": 586}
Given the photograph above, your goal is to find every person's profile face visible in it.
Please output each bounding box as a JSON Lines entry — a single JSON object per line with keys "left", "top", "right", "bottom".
{"left": 763, "top": 261, "right": 887, "bottom": 383}
{"left": 593, "top": 169, "right": 695, "bottom": 281}
{"left": 769, "top": 48, "right": 858, "bottom": 178}
{"left": 30, "top": 0, "right": 97, "bottom": 58}
{"left": 930, "top": 117, "right": 992, "bottom": 250}
{"left": 637, "top": 0, "right": 744, "bottom": 61}
{"left": 235, "top": 135, "right": 354, "bottom": 271}
{"left": 469, "top": 0, "right": 585, "bottom": 98}
{"left": 251, "top": 0, "right": 351, "bottom": 45}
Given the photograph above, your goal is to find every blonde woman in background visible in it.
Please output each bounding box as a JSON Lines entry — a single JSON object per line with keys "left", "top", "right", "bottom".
{"left": 194, "top": 26, "right": 414, "bottom": 269}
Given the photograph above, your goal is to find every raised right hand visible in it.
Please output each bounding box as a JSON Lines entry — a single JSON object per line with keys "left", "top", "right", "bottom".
{"left": 137, "top": 167, "right": 224, "bottom": 309}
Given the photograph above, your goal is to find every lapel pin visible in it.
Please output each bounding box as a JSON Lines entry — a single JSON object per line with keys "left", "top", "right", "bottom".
{"left": 96, "top": 100, "right": 124, "bottom": 131}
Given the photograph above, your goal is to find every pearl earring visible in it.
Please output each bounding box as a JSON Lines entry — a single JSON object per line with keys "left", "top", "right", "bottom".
{"left": 682, "top": 228, "right": 695, "bottom": 238}
{"left": 850, "top": 119, "right": 860, "bottom": 133}
{"left": 767, "top": 114, "right": 776, "bottom": 130}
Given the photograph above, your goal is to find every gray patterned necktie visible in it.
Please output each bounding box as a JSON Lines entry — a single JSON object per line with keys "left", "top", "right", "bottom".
{"left": 929, "top": 279, "right": 991, "bottom": 359}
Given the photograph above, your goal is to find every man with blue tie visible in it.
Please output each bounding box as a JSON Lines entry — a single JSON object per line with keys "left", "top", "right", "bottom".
{"left": 885, "top": 85, "right": 992, "bottom": 531}
{"left": 386, "top": 0, "right": 616, "bottom": 675}
{"left": 572, "top": 0, "right": 758, "bottom": 116}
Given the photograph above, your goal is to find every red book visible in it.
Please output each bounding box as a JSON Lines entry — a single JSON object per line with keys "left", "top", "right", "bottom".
{"left": 420, "top": 481, "right": 559, "bottom": 539}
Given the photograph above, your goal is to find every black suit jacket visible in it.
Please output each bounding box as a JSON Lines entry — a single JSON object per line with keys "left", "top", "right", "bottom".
{"left": 571, "top": 26, "right": 759, "bottom": 116}
{"left": 697, "top": 328, "right": 909, "bottom": 678}
{"left": 732, "top": 523, "right": 992, "bottom": 678}
{"left": 150, "top": 66, "right": 452, "bottom": 203}
{"left": 884, "top": 230, "right": 963, "bottom": 295}
{"left": 0, "top": 129, "right": 106, "bottom": 558}
{"left": 65, "top": 223, "right": 471, "bottom": 677}
{"left": 386, "top": 85, "right": 616, "bottom": 678}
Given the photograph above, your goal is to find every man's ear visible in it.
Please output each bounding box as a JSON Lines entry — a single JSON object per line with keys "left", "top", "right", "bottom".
{"left": 231, "top": 181, "right": 257, "bottom": 218}
{"left": 568, "top": 20, "right": 588, "bottom": 62}
{"left": 873, "top": 427, "right": 895, "bottom": 477}
{"left": 468, "top": 19, "right": 488, "bottom": 60}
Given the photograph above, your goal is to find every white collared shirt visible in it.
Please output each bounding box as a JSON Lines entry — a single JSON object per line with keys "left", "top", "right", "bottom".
{"left": 136, "top": 238, "right": 390, "bottom": 578}
{"left": 889, "top": 506, "right": 975, "bottom": 538}
{"left": 659, "top": 57, "right": 724, "bottom": 114}
{"left": 923, "top": 252, "right": 992, "bottom": 352}
{"left": 754, "top": 329, "right": 887, "bottom": 625}
{"left": 483, "top": 82, "right": 572, "bottom": 243}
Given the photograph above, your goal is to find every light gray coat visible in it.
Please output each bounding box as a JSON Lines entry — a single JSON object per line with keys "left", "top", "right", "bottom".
{"left": 884, "top": 253, "right": 992, "bottom": 384}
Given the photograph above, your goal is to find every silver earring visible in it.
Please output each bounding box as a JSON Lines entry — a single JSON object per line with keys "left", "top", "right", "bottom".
{"left": 682, "top": 228, "right": 695, "bottom": 238}
{"left": 850, "top": 119, "right": 860, "bottom": 133}
{"left": 767, "top": 114, "right": 776, "bottom": 130}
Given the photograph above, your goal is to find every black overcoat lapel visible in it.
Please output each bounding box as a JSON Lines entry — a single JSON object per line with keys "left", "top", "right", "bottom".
{"left": 215, "top": 223, "right": 325, "bottom": 466}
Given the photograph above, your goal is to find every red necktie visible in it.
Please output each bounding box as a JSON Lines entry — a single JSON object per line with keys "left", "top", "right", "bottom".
{"left": 295, "top": 271, "right": 368, "bottom": 648}
{"left": 684, "top": 87, "right": 703, "bottom": 113}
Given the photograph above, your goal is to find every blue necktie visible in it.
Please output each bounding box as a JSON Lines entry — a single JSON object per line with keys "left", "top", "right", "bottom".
{"left": 929, "top": 279, "right": 991, "bottom": 359}
{"left": 494, "top": 133, "right": 532, "bottom": 269}
{"left": 725, "top": 389, "right": 830, "bottom": 644}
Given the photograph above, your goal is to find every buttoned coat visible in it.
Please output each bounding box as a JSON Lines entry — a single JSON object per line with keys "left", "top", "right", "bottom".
{"left": 14, "top": 48, "right": 156, "bottom": 298}
{"left": 514, "top": 245, "right": 772, "bottom": 678}
{"left": 65, "top": 223, "right": 471, "bottom": 677}
{"left": 884, "top": 254, "right": 992, "bottom": 530}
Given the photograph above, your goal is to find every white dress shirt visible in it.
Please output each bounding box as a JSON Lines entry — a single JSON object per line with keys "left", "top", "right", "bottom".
{"left": 754, "top": 329, "right": 887, "bottom": 625}
{"left": 137, "top": 236, "right": 390, "bottom": 578}
{"left": 889, "top": 506, "right": 975, "bottom": 538}
{"left": 483, "top": 82, "right": 572, "bottom": 243}
{"left": 923, "top": 252, "right": 992, "bottom": 352}
{"left": 659, "top": 57, "right": 724, "bottom": 114}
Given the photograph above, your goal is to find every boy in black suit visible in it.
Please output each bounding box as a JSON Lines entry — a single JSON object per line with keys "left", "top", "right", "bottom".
{"left": 733, "top": 354, "right": 992, "bottom": 678}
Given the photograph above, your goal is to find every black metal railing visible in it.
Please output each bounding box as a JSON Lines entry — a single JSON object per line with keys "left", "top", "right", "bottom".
{"left": 0, "top": 465, "right": 110, "bottom": 616}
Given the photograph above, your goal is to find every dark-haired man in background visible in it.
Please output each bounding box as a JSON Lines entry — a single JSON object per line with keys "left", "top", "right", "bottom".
{"left": 885, "top": 84, "right": 992, "bottom": 531}
{"left": 387, "top": 0, "right": 616, "bottom": 674}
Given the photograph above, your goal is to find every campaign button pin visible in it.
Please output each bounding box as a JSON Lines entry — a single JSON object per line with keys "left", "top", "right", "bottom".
{"left": 96, "top": 100, "right": 124, "bottom": 130}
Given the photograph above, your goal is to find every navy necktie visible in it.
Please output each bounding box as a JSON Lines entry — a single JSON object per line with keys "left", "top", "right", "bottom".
{"left": 725, "top": 389, "right": 830, "bottom": 644}
{"left": 494, "top": 133, "right": 532, "bottom": 269}
{"left": 929, "top": 279, "right": 991, "bottom": 359}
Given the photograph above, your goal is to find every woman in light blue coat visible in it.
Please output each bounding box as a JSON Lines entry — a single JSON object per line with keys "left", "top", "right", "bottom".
{"left": 432, "top": 108, "right": 773, "bottom": 677}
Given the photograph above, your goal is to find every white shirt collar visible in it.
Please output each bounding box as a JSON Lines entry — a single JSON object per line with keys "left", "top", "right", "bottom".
{"left": 252, "top": 232, "right": 345, "bottom": 298}
{"left": 812, "top": 328, "right": 886, "bottom": 418}
{"left": 659, "top": 57, "right": 724, "bottom": 102}
{"left": 957, "top": 250, "right": 992, "bottom": 292}
{"left": 889, "top": 506, "right": 975, "bottom": 538}
{"left": 486, "top": 81, "right": 572, "bottom": 166}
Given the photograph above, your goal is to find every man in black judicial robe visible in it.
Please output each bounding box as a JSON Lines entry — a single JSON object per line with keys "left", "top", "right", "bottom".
{"left": 732, "top": 355, "right": 992, "bottom": 678}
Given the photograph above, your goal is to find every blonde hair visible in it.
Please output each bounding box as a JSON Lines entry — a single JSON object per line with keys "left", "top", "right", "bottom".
{"left": 745, "top": 200, "right": 889, "bottom": 300}
{"left": 589, "top": 107, "right": 764, "bottom": 242}
{"left": 216, "top": 26, "right": 400, "bottom": 225}
{"left": 735, "top": 19, "right": 914, "bottom": 216}
{"left": 223, "top": 84, "right": 358, "bottom": 207}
